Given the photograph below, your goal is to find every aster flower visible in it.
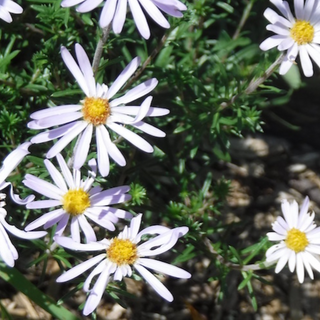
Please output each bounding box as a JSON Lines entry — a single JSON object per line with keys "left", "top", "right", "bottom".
{"left": 23, "top": 153, "right": 132, "bottom": 243}
{"left": 28, "top": 44, "right": 168, "bottom": 177}
{"left": 60, "top": 0, "right": 187, "bottom": 39}
{"left": 266, "top": 196, "right": 320, "bottom": 283}
{"left": 260, "top": 0, "right": 320, "bottom": 77}
{"left": 0, "top": 193, "right": 46, "bottom": 267}
{"left": 0, "top": 0, "right": 23, "bottom": 23}
{"left": 55, "top": 214, "right": 191, "bottom": 316}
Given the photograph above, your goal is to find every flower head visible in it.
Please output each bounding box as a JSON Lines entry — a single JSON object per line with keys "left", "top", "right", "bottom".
{"left": 60, "top": 0, "right": 187, "bottom": 39}
{"left": 23, "top": 154, "right": 132, "bottom": 243}
{"left": 260, "top": 0, "right": 320, "bottom": 77}
{"left": 28, "top": 44, "right": 169, "bottom": 177}
{"left": 0, "top": 0, "right": 23, "bottom": 23}
{"left": 56, "top": 214, "right": 191, "bottom": 315}
{"left": 0, "top": 193, "right": 46, "bottom": 267}
{"left": 266, "top": 196, "right": 320, "bottom": 283}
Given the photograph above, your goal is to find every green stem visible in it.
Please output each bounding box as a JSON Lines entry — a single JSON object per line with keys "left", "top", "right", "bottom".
{"left": 92, "top": 24, "right": 112, "bottom": 74}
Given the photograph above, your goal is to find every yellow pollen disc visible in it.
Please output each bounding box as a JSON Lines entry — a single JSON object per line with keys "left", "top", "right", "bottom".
{"left": 290, "top": 20, "right": 314, "bottom": 45}
{"left": 82, "top": 97, "right": 110, "bottom": 126}
{"left": 62, "top": 189, "right": 90, "bottom": 216}
{"left": 107, "top": 238, "right": 138, "bottom": 265}
{"left": 285, "top": 228, "right": 309, "bottom": 253}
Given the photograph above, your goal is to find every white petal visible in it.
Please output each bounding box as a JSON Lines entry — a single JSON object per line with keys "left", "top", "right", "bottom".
{"left": 134, "top": 264, "right": 173, "bottom": 301}
{"left": 267, "top": 232, "right": 286, "bottom": 241}
{"left": 107, "top": 122, "right": 153, "bottom": 152}
{"left": 0, "top": 217, "right": 47, "bottom": 240}
{"left": 23, "top": 174, "right": 64, "bottom": 200}
{"left": 73, "top": 123, "right": 93, "bottom": 170}
{"left": 44, "top": 159, "right": 68, "bottom": 193}
{"left": 30, "top": 105, "right": 82, "bottom": 120}
{"left": 27, "top": 199, "right": 61, "bottom": 209}
{"left": 78, "top": 214, "right": 97, "bottom": 243}
{"left": 111, "top": 79, "right": 158, "bottom": 106}
{"left": 128, "top": 0, "right": 150, "bottom": 38}
{"left": 61, "top": 46, "right": 89, "bottom": 97}
{"left": 138, "top": 258, "right": 191, "bottom": 278}
{"left": 112, "top": 0, "right": 128, "bottom": 34}
{"left": 61, "top": 0, "right": 84, "bottom": 7}
{"left": 266, "top": 24, "right": 290, "bottom": 36}
{"left": 288, "top": 250, "right": 296, "bottom": 272}
{"left": 56, "top": 254, "right": 106, "bottom": 283}
{"left": 30, "top": 122, "right": 81, "bottom": 143}
{"left": 55, "top": 236, "right": 106, "bottom": 251}
{"left": 107, "top": 57, "right": 140, "bottom": 99}
{"left": 0, "top": 142, "right": 31, "bottom": 185}
{"left": 25, "top": 209, "right": 65, "bottom": 231}
{"left": 37, "top": 112, "right": 83, "bottom": 128}
{"left": 0, "top": 224, "right": 16, "bottom": 267}
{"left": 75, "top": 43, "right": 96, "bottom": 96}
{"left": 56, "top": 154, "right": 75, "bottom": 189}
{"left": 299, "top": 45, "right": 314, "bottom": 77}
{"left": 260, "top": 35, "right": 287, "bottom": 51}
{"left": 83, "top": 259, "right": 106, "bottom": 291}
{"left": 132, "top": 121, "right": 166, "bottom": 137}
{"left": 296, "top": 252, "right": 305, "bottom": 283}
{"left": 70, "top": 217, "right": 80, "bottom": 243}
{"left": 96, "top": 125, "right": 110, "bottom": 177}
{"left": 275, "top": 250, "right": 290, "bottom": 273}
{"left": 55, "top": 214, "right": 69, "bottom": 236}
{"left": 301, "top": 252, "right": 314, "bottom": 279}
{"left": 84, "top": 210, "right": 117, "bottom": 231}
{"left": 46, "top": 121, "right": 88, "bottom": 158}
{"left": 77, "top": 0, "right": 103, "bottom": 13}
{"left": 99, "top": 0, "right": 118, "bottom": 28}
{"left": 294, "top": 0, "right": 304, "bottom": 20}
{"left": 83, "top": 267, "right": 111, "bottom": 316}
{"left": 98, "top": 125, "right": 126, "bottom": 166}
{"left": 139, "top": 0, "right": 170, "bottom": 28}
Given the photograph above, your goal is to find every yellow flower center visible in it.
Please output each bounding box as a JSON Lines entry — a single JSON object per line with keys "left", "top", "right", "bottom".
{"left": 82, "top": 97, "right": 110, "bottom": 126}
{"left": 290, "top": 20, "right": 314, "bottom": 45}
{"left": 285, "top": 228, "right": 309, "bottom": 253}
{"left": 62, "top": 189, "right": 91, "bottom": 216}
{"left": 107, "top": 238, "right": 138, "bottom": 265}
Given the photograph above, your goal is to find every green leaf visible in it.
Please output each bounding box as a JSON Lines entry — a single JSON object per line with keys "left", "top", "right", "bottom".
{"left": 0, "top": 263, "right": 80, "bottom": 320}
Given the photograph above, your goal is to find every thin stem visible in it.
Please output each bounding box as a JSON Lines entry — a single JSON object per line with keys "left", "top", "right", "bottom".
{"left": 233, "top": 0, "right": 256, "bottom": 40}
{"left": 122, "top": 32, "right": 169, "bottom": 91}
{"left": 220, "top": 52, "right": 284, "bottom": 110}
{"left": 204, "top": 238, "right": 272, "bottom": 271}
{"left": 92, "top": 24, "right": 112, "bottom": 74}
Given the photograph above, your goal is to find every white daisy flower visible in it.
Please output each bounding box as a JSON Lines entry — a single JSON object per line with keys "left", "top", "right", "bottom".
{"left": 0, "top": 193, "right": 47, "bottom": 267}
{"left": 23, "top": 154, "right": 132, "bottom": 243}
{"left": 0, "top": 0, "right": 23, "bottom": 23}
{"left": 266, "top": 196, "right": 320, "bottom": 283}
{"left": 260, "top": 0, "right": 320, "bottom": 77}
{"left": 28, "top": 44, "right": 169, "bottom": 177}
{"left": 60, "top": 0, "right": 187, "bottom": 39}
{"left": 55, "top": 214, "right": 191, "bottom": 316}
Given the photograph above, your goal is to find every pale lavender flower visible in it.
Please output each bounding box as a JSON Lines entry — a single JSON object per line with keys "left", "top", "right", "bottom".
{"left": 0, "top": 193, "right": 46, "bottom": 267}
{"left": 56, "top": 214, "right": 191, "bottom": 315}
{"left": 0, "top": 0, "right": 23, "bottom": 23}
{"left": 28, "top": 44, "right": 168, "bottom": 177}
{"left": 266, "top": 196, "right": 320, "bottom": 283}
{"left": 61, "top": 0, "right": 187, "bottom": 39}
{"left": 23, "top": 154, "right": 132, "bottom": 243}
{"left": 260, "top": 0, "right": 320, "bottom": 77}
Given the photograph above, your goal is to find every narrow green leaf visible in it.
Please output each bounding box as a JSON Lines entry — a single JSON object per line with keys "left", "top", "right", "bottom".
{"left": 0, "top": 263, "right": 80, "bottom": 320}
